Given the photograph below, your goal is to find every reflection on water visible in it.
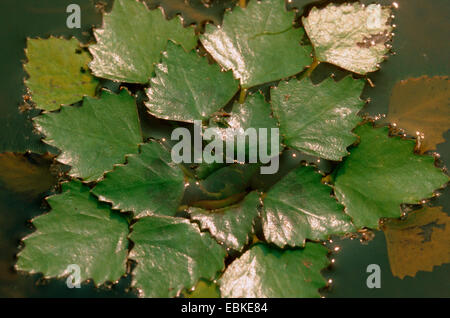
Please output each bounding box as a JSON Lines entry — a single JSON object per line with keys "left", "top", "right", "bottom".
{"left": 0, "top": 153, "right": 56, "bottom": 198}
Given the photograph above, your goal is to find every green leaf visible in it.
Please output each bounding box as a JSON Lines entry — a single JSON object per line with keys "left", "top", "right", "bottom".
{"left": 224, "top": 93, "right": 277, "bottom": 133}
{"left": 129, "top": 216, "right": 226, "bottom": 297}
{"left": 303, "top": 3, "right": 393, "bottom": 74}
{"left": 145, "top": 42, "right": 239, "bottom": 123}
{"left": 184, "top": 279, "right": 220, "bottom": 298}
{"left": 34, "top": 89, "right": 142, "bottom": 182}
{"left": 263, "top": 165, "right": 354, "bottom": 248}
{"left": 271, "top": 76, "right": 365, "bottom": 161}
{"left": 92, "top": 141, "right": 185, "bottom": 218}
{"left": 209, "top": 92, "right": 281, "bottom": 162}
{"left": 220, "top": 243, "right": 329, "bottom": 298}
{"left": 89, "top": 0, "right": 197, "bottom": 83}
{"left": 200, "top": 0, "right": 312, "bottom": 88}
{"left": 193, "top": 162, "right": 227, "bottom": 180}
{"left": 24, "top": 37, "right": 98, "bottom": 111}
{"left": 189, "top": 191, "right": 260, "bottom": 251}
{"left": 334, "top": 124, "right": 449, "bottom": 229}
{"left": 16, "top": 180, "right": 129, "bottom": 285}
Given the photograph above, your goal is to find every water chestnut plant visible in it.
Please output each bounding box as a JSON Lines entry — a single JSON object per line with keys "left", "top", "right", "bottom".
{"left": 15, "top": 0, "right": 448, "bottom": 298}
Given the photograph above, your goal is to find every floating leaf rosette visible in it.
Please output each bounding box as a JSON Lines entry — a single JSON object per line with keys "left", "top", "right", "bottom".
{"left": 14, "top": 0, "right": 448, "bottom": 298}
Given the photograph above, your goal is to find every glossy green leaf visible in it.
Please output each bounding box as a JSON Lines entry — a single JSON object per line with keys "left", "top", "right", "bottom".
{"left": 201, "top": 0, "right": 312, "bottom": 88}
{"left": 189, "top": 191, "right": 260, "bottom": 251}
{"left": 145, "top": 42, "right": 239, "bottom": 122}
{"left": 209, "top": 92, "right": 281, "bottom": 163}
{"left": 263, "top": 165, "right": 354, "bottom": 247}
{"left": 224, "top": 93, "right": 277, "bottom": 133}
{"left": 220, "top": 243, "right": 329, "bottom": 298}
{"left": 129, "top": 216, "right": 226, "bottom": 297}
{"left": 271, "top": 76, "right": 365, "bottom": 161}
{"left": 303, "top": 3, "right": 393, "bottom": 74}
{"left": 92, "top": 141, "right": 185, "bottom": 218}
{"left": 89, "top": 0, "right": 197, "bottom": 83}
{"left": 16, "top": 180, "right": 129, "bottom": 285}
{"left": 334, "top": 124, "right": 449, "bottom": 229}
{"left": 34, "top": 89, "right": 142, "bottom": 182}
{"left": 24, "top": 37, "right": 98, "bottom": 111}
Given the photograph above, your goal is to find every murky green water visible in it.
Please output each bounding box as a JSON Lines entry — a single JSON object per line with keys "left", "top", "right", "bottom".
{"left": 0, "top": 0, "right": 448, "bottom": 297}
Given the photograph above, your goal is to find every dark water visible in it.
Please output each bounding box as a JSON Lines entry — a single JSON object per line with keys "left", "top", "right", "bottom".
{"left": 0, "top": 0, "right": 448, "bottom": 297}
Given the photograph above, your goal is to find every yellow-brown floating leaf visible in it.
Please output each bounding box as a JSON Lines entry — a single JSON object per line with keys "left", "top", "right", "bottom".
{"left": 183, "top": 280, "right": 220, "bottom": 298}
{"left": 25, "top": 37, "right": 99, "bottom": 111}
{"left": 0, "top": 152, "right": 56, "bottom": 198}
{"left": 383, "top": 206, "right": 450, "bottom": 279}
{"left": 383, "top": 76, "right": 450, "bottom": 153}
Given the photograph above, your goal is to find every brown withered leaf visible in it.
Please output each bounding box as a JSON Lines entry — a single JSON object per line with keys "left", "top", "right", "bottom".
{"left": 383, "top": 76, "right": 450, "bottom": 153}
{"left": 0, "top": 152, "right": 57, "bottom": 198}
{"left": 383, "top": 206, "right": 450, "bottom": 279}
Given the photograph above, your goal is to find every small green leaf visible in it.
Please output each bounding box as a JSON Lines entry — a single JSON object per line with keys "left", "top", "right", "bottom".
{"left": 145, "top": 42, "right": 239, "bottom": 122}
{"left": 34, "top": 89, "right": 142, "bottom": 182}
{"left": 189, "top": 191, "right": 260, "bottom": 251}
{"left": 89, "top": 0, "right": 197, "bottom": 83}
{"left": 16, "top": 180, "right": 129, "bottom": 285}
{"left": 201, "top": 0, "right": 312, "bottom": 88}
{"left": 224, "top": 93, "right": 277, "bottom": 133}
{"left": 92, "top": 141, "right": 185, "bottom": 218}
{"left": 263, "top": 165, "right": 354, "bottom": 247}
{"left": 334, "top": 124, "right": 449, "bottom": 229}
{"left": 220, "top": 243, "right": 329, "bottom": 298}
{"left": 209, "top": 92, "right": 281, "bottom": 163}
{"left": 129, "top": 216, "right": 226, "bottom": 297}
{"left": 303, "top": 3, "right": 393, "bottom": 74}
{"left": 24, "top": 37, "right": 98, "bottom": 111}
{"left": 271, "top": 76, "right": 365, "bottom": 161}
